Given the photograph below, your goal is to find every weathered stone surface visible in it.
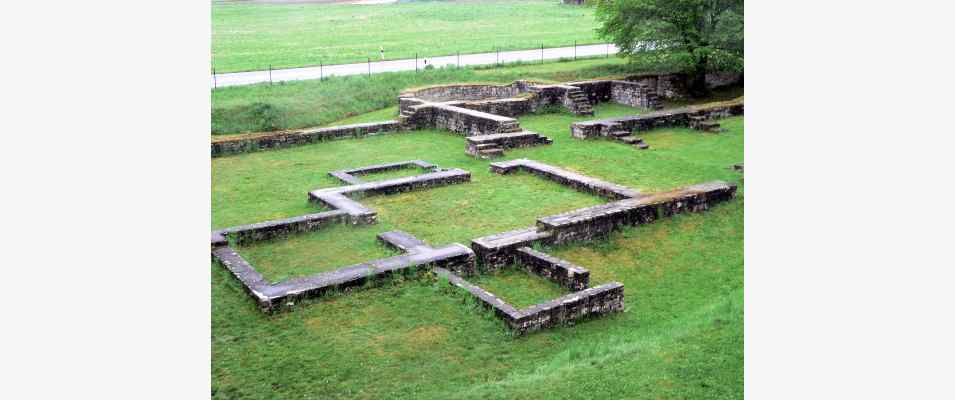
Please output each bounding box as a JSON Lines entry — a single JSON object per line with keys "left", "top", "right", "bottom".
{"left": 377, "top": 230, "right": 430, "bottom": 254}
{"left": 309, "top": 168, "right": 471, "bottom": 224}
{"left": 471, "top": 226, "right": 554, "bottom": 271}
{"left": 212, "top": 232, "right": 476, "bottom": 313}
{"left": 515, "top": 247, "right": 590, "bottom": 291}
{"left": 400, "top": 82, "right": 524, "bottom": 102}
{"left": 211, "top": 246, "right": 275, "bottom": 310}
{"left": 436, "top": 267, "right": 624, "bottom": 336}
{"left": 211, "top": 231, "right": 228, "bottom": 248}
{"left": 465, "top": 131, "right": 550, "bottom": 158}
{"left": 431, "top": 103, "right": 521, "bottom": 136}
{"left": 537, "top": 181, "right": 737, "bottom": 244}
{"left": 509, "top": 282, "right": 624, "bottom": 335}
{"left": 489, "top": 159, "right": 641, "bottom": 200}
{"left": 328, "top": 160, "right": 436, "bottom": 185}
{"left": 456, "top": 97, "right": 533, "bottom": 118}
{"left": 214, "top": 210, "right": 349, "bottom": 245}
{"left": 435, "top": 267, "right": 523, "bottom": 322}
{"left": 211, "top": 121, "right": 401, "bottom": 157}
{"left": 571, "top": 98, "right": 744, "bottom": 139}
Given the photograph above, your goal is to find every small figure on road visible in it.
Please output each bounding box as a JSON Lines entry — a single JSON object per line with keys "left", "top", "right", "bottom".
{"left": 379, "top": 46, "right": 385, "bottom": 60}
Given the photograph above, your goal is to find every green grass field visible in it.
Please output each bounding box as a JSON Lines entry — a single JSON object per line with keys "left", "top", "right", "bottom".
{"left": 212, "top": 0, "right": 602, "bottom": 73}
{"left": 212, "top": 101, "right": 744, "bottom": 399}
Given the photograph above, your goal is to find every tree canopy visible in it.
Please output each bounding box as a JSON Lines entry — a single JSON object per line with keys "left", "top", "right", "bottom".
{"left": 595, "top": 0, "right": 743, "bottom": 95}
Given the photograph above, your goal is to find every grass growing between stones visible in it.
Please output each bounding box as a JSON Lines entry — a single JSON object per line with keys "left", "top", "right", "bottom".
{"left": 212, "top": 0, "right": 602, "bottom": 73}
{"left": 212, "top": 102, "right": 744, "bottom": 399}
{"left": 349, "top": 165, "right": 429, "bottom": 182}
{"left": 470, "top": 268, "right": 571, "bottom": 309}
{"left": 237, "top": 224, "right": 400, "bottom": 282}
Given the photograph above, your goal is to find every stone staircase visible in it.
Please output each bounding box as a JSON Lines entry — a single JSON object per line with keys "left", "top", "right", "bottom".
{"left": 565, "top": 88, "right": 594, "bottom": 116}
{"left": 397, "top": 107, "right": 418, "bottom": 127}
{"left": 689, "top": 115, "right": 723, "bottom": 132}
{"left": 466, "top": 130, "right": 552, "bottom": 159}
{"left": 497, "top": 120, "right": 523, "bottom": 133}
{"left": 608, "top": 129, "right": 650, "bottom": 150}
{"left": 639, "top": 83, "right": 664, "bottom": 110}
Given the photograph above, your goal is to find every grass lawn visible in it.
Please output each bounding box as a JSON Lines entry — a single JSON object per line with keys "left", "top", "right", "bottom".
{"left": 212, "top": 0, "right": 602, "bottom": 73}
{"left": 212, "top": 101, "right": 744, "bottom": 399}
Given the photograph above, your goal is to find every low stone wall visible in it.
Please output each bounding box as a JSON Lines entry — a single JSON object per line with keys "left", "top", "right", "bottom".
{"left": 471, "top": 227, "right": 555, "bottom": 272}
{"left": 454, "top": 97, "right": 533, "bottom": 118}
{"left": 571, "top": 98, "right": 744, "bottom": 139}
{"left": 515, "top": 247, "right": 590, "bottom": 291}
{"left": 610, "top": 80, "right": 657, "bottom": 108}
{"left": 211, "top": 121, "right": 400, "bottom": 158}
{"left": 436, "top": 267, "right": 625, "bottom": 336}
{"left": 465, "top": 131, "right": 551, "bottom": 157}
{"left": 509, "top": 282, "right": 624, "bottom": 335}
{"left": 309, "top": 168, "right": 472, "bottom": 224}
{"left": 214, "top": 210, "right": 348, "bottom": 245}
{"left": 430, "top": 104, "right": 520, "bottom": 136}
{"left": 214, "top": 237, "right": 476, "bottom": 314}
{"left": 490, "top": 158, "right": 641, "bottom": 200}
{"left": 538, "top": 181, "right": 737, "bottom": 244}
{"left": 400, "top": 82, "right": 524, "bottom": 102}
{"left": 567, "top": 80, "right": 613, "bottom": 105}
{"left": 329, "top": 160, "right": 436, "bottom": 185}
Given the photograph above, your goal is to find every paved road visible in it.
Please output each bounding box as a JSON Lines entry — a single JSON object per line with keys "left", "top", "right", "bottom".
{"left": 212, "top": 43, "right": 620, "bottom": 88}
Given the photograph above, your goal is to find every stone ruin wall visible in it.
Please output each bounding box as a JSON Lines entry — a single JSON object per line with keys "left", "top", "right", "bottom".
{"left": 211, "top": 121, "right": 401, "bottom": 158}
{"left": 430, "top": 104, "right": 519, "bottom": 136}
{"left": 211, "top": 72, "right": 743, "bottom": 157}
{"left": 400, "top": 82, "right": 525, "bottom": 102}
{"left": 453, "top": 98, "right": 533, "bottom": 118}
{"left": 570, "top": 98, "right": 744, "bottom": 139}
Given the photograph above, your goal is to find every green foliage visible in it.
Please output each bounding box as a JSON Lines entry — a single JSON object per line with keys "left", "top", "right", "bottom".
{"left": 595, "top": 0, "right": 743, "bottom": 93}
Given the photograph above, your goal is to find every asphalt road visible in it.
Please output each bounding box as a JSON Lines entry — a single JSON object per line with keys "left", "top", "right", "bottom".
{"left": 212, "top": 43, "right": 620, "bottom": 88}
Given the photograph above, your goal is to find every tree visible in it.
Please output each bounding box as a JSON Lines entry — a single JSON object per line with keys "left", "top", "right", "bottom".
{"left": 595, "top": 0, "right": 743, "bottom": 96}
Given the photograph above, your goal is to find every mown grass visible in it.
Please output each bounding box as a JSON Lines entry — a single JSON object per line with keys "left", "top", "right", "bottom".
{"left": 470, "top": 268, "right": 570, "bottom": 309}
{"left": 212, "top": 0, "right": 601, "bottom": 73}
{"left": 212, "top": 57, "right": 658, "bottom": 135}
{"left": 212, "top": 100, "right": 743, "bottom": 399}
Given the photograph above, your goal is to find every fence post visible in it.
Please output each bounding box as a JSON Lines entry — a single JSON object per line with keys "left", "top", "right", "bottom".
{"left": 606, "top": 43, "right": 610, "bottom": 58}
{"left": 457, "top": 51, "right": 460, "bottom": 67}
{"left": 368, "top": 58, "right": 371, "bottom": 77}
{"left": 574, "top": 40, "right": 577, "bottom": 61}
{"left": 212, "top": 66, "right": 216, "bottom": 90}
{"left": 496, "top": 47, "right": 499, "bottom": 66}
{"left": 268, "top": 64, "right": 272, "bottom": 85}
{"left": 320, "top": 62, "right": 323, "bottom": 81}
{"left": 415, "top": 53, "right": 418, "bottom": 73}
{"left": 541, "top": 43, "right": 544, "bottom": 64}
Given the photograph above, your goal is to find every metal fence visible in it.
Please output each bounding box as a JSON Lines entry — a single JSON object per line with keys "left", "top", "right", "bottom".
{"left": 212, "top": 42, "right": 618, "bottom": 89}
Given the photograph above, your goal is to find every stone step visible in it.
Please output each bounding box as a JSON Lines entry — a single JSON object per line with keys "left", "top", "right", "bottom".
{"left": 617, "top": 136, "right": 642, "bottom": 145}
{"left": 609, "top": 130, "right": 631, "bottom": 138}
{"left": 475, "top": 143, "right": 498, "bottom": 150}
{"left": 636, "top": 143, "right": 650, "bottom": 150}
{"left": 478, "top": 147, "right": 504, "bottom": 159}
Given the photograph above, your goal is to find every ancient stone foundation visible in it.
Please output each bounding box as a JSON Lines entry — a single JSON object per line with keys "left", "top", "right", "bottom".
{"left": 212, "top": 121, "right": 400, "bottom": 158}
{"left": 211, "top": 161, "right": 476, "bottom": 313}
{"left": 212, "top": 160, "right": 737, "bottom": 335}
{"left": 211, "top": 72, "right": 741, "bottom": 157}
{"left": 571, "top": 98, "right": 744, "bottom": 139}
